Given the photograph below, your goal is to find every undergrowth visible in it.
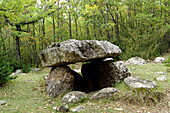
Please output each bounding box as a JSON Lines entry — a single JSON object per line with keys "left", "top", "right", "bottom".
{"left": 123, "top": 88, "right": 164, "bottom": 106}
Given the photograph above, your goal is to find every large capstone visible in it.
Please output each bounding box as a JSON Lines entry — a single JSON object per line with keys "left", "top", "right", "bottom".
{"left": 46, "top": 66, "right": 83, "bottom": 97}
{"left": 39, "top": 39, "right": 121, "bottom": 67}
{"left": 81, "top": 60, "right": 130, "bottom": 92}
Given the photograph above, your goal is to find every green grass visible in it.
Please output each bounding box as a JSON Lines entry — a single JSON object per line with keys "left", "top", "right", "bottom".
{"left": 0, "top": 63, "right": 170, "bottom": 113}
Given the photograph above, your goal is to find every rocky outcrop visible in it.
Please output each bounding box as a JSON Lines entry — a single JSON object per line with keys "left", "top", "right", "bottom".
{"left": 124, "top": 77, "right": 158, "bottom": 89}
{"left": 154, "top": 57, "right": 166, "bottom": 63}
{"left": 61, "top": 91, "right": 87, "bottom": 104}
{"left": 90, "top": 87, "right": 119, "bottom": 100}
{"left": 81, "top": 60, "right": 130, "bottom": 92}
{"left": 46, "top": 66, "right": 83, "bottom": 97}
{"left": 125, "top": 57, "right": 147, "bottom": 65}
{"left": 39, "top": 39, "right": 121, "bottom": 67}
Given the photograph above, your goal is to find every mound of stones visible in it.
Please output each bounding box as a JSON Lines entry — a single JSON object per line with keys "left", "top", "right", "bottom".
{"left": 40, "top": 39, "right": 130, "bottom": 97}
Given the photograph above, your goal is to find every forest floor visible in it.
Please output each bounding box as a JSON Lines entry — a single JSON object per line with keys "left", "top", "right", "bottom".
{"left": 0, "top": 55, "right": 170, "bottom": 113}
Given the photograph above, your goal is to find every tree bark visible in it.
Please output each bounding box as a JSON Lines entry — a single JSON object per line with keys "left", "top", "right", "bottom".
{"left": 53, "top": 18, "right": 56, "bottom": 42}
{"left": 68, "top": 0, "right": 72, "bottom": 39}
{"left": 16, "top": 25, "right": 21, "bottom": 63}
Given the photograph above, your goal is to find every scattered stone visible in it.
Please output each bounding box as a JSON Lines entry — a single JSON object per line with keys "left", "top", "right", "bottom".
{"left": 15, "top": 69, "right": 22, "bottom": 74}
{"left": 125, "top": 57, "right": 147, "bottom": 65}
{"left": 130, "top": 68, "right": 136, "bottom": 70}
{"left": 156, "top": 72, "right": 167, "bottom": 75}
{"left": 25, "top": 79, "right": 33, "bottom": 82}
{"left": 10, "top": 69, "right": 22, "bottom": 77}
{"left": 156, "top": 76, "right": 167, "bottom": 81}
{"left": 62, "top": 91, "right": 87, "bottom": 104}
{"left": 0, "top": 100, "right": 7, "bottom": 105}
{"left": 82, "top": 60, "right": 130, "bottom": 92}
{"left": 124, "top": 77, "right": 157, "bottom": 89}
{"left": 57, "top": 104, "right": 69, "bottom": 112}
{"left": 39, "top": 39, "right": 121, "bottom": 67}
{"left": 90, "top": 87, "right": 119, "bottom": 100}
{"left": 46, "top": 66, "right": 83, "bottom": 97}
{"left": 154, "top": 57, "right": 166, "bottom": 63}
{"left": 70, "top": 105, "right": 86, "bottom": 112}
{"left": 32, "top": 68, "right": 41, "bottom": 72}
{"left": 43, "top": 74, "right": 49, "bottom": 80}
{"left": 114, "top": 108, "right": 124, "bottom": 111}
{"left": 52, "top": 107, "right": 57, "bottom": 110}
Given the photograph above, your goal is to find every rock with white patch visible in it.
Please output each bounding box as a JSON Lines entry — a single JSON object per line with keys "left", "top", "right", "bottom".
{"left": 71, "top": 105, "right": 86, "bottom": 112}
{"left": 90, "top": 87, "right": 119, "bottom": 100}
{"left": 61, "top": 91, "right": 87, "bottom": 104}
{"left": 125, "top": 57, "right": 147, "bottom": 65}
{"left": 156, "top": 76, "right": 167, "bottom": 81}
{"left": 154, "top": 57, "right": 166, "bottom": 63}
{"left": 124, "top": 77, "right": 158, "bottom": 89}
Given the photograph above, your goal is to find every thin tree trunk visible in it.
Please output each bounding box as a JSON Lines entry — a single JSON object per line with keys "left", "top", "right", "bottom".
{"left": 68, "top": 0, "right": 72, "bottom": 39}
{"left": 53, "top": 18, "right": 56, "bottom": 42}
{"left": 42, "top": 18, "right": 47, "bottom": 48}
{"left": 16, "top": 25, "right": 21, "bottom": 63}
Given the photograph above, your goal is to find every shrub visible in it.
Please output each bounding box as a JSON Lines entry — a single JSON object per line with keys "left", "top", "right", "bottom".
{"left": 0, "top": 61, "right": 12, "bottom": 86}
{"left": 9, "top": 59, "right": 21, "bottom": 72}
{"left": 164, "top": 56, "right": 170, "bottom": 67}
{"left": 22, "top": 64, "right": 31, "bottom": 73}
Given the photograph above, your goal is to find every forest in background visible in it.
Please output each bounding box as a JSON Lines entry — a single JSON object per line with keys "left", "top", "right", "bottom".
{"left": 0, "top": 0, "right": 169, "bottom": 67}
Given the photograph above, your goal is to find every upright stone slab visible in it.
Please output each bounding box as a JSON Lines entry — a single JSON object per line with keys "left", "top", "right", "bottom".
{"left": 81, "top": 60, "right": 130, "bottom": 92}
{"left": 39, "top": 39, "right": 121, "bottom": 67}
{"left": 46, "top": 66, "right": 83, "bottom": 97}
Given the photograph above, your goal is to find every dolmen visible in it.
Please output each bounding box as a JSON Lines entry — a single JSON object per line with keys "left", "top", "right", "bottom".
{"left": 39, "top": 39, "right": 130, "bottom": 97}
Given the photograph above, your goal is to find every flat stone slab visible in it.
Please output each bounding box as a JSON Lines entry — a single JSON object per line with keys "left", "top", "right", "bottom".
{"left": 124, "top": 77, "right": 157, "bottom": 89}
{"left": 39, "top": 39, "right": 121, "bottom": 67}
{"left": 90, "top": 87, "right": 119, "bottom": 100}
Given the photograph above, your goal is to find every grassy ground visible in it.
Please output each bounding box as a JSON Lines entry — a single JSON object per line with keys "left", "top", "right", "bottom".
{"left": 0, "top": 60, "right": 170, "bottom": 113}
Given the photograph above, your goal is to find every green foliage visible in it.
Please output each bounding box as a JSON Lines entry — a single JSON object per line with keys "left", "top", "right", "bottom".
{"left": 22, "top": 64, "right": 31, "bottom": 73}
{"left": 0, "top": 60, "right": 13, "bottom": 86}
{"left": 123, "top": 88, "right": 164, "bottom": 106}
{"left": 0, "top": 40, "right": 18, "bottom": 86}
{"left": 9, "top": 59, "right": 21, "bottom": 72}
{"left": 119, "top": 26, "right": 167, "bottom": 60}
{"left": 164, "top": 56, "right": 170, "bottom": 67}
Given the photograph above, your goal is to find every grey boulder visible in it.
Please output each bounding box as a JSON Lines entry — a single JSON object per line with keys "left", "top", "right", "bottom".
{"left": 125, "top": 57, "right": 147, "bottom": 65}
{"left": 62, "top": 91, "right": 87, "bottom": 104}
{"left": 90, "top": 87, "right": 119, "bottom": 100}
{"left": 124, "top": 77, "right": 158, "bottom": 89}
{"left": 46, "top": 66, "right": 83, "bottom": 97}
{"left": 39, "top": 39, "right": 121, "bottom": 67}
{"left": 154, "top": 57, "right": 166, "bottom": 63}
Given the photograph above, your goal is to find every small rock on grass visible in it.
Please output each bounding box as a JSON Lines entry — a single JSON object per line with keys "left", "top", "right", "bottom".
{"left": 114, "top": 108, "right": 124, "bottom": 111}
{"left": 156, "top": 76, "right": 167, "bottom": 81}
{"left": 0, "top": 100, "right": 7, "bottom": 105}
{"left": 57, "top": 104, "right": 69, "bottom": 112}
{"left": 70, "top": 105, "right": 85, "bottom": 112}
{"left": 90, "top": 87, "right": 119, "bottom": 100}
{"left": 156, "top": 72, "right": 167, "bottom": 75}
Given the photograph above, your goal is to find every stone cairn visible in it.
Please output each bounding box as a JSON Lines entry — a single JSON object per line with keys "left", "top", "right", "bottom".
{"left": 39, "top": 39, "right": 130, "bottom": 97}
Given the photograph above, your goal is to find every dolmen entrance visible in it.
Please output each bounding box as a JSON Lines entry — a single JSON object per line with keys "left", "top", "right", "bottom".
{"left": 39, "top": 39, "right": 130, "bottom": 97}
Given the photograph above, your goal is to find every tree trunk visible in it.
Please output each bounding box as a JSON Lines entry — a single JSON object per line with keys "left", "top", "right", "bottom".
{"left": 42, "top": 18, "right": 47, "bottom": 48}
{"left": 68, "top": 0, "right": 72, "bottom": 39}
{"left": 16, "top": 25, "right": 21, "bottom": 63}
{"left": 53, "top": 18, "right": 56, "bottom": 42}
